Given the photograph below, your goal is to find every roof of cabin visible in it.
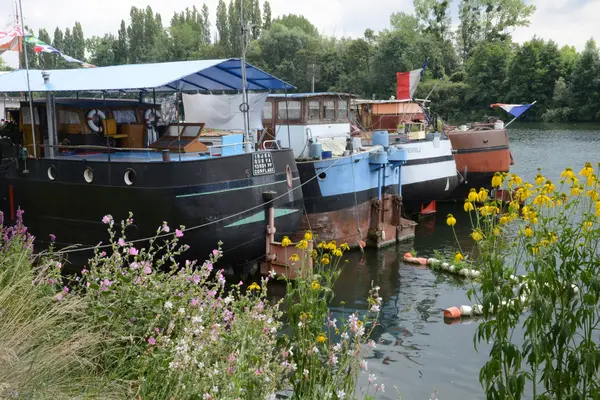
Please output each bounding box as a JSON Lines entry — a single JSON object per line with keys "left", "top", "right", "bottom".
{"left": 267, "top": 92, "right": 356, "bottom": 99}
{"left": 0, "top": 59, "right": 295, "bottom": 93}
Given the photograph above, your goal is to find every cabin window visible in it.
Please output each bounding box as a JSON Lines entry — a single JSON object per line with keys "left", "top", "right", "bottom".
{"left": 338, "top": 99, "right": 348, "bottom": 119}
{"left": 58, "top": 110, "right": 80, "bottom": 125}
{"left": 323, "top": 100, "right": 335, "bottom": 120}
{"left": 262, "top": 102, "right": 273, "bottom": 120}
{"left": 113, "top": 110, "right": 137, "bottom": 124}
{"left": 278, "top": 100, "right": 301, "bottom": 121}
{"left": 308, "top": 101, "right": 320, "bottom": 120}
{"left": 22, "top": 107, "right": 40, "bottom": 125}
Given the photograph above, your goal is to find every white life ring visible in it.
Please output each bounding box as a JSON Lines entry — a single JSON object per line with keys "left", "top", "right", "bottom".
{"left": 144, "top": 109, "right": 161, "bottom": 124}
{"left": 86, "top": 109, "right": 106, "bottom": 132}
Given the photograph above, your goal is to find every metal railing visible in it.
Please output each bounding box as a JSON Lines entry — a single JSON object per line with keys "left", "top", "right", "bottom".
{"left": 207, "top": 141, "right": 250, "bottom": 156}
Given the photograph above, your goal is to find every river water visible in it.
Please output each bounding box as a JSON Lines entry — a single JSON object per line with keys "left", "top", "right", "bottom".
{"left": 336, "top": 124, "right": 600, "bottom": 399}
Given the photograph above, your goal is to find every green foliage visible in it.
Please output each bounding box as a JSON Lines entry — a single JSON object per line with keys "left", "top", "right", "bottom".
{"left": 452, "top": 166, "right": 600, "bottom": 399}
{"left": 569, "top": 39, "right": 600, "bottom": 121}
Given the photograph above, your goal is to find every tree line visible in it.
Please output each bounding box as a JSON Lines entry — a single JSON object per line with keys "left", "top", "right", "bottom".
{"left": 6, "top": 0, "right": 600, "bottom": 122}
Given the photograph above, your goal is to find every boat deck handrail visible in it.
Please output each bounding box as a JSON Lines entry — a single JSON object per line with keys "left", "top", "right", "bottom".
{"left": 207, "top": 141, "right": 250, "bottom": 156}
{"left": 262, "top": 140, "right": 280, "bottom": 149}
{"left": 38, "top": 144, "right": 159, "bottom": 152}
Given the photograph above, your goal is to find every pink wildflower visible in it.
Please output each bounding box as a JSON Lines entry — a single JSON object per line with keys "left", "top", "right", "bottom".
{"left": 130, "top": 262, "right": 139, "bottom": 269}
{"left": 208, "top": 290, "right": 216, "bottom": 297}
{"left": 205, "top": 262, "right": 213, "bottom": 272}
{"left": 63, "top": 286, "right": 69, "bottom": 293}
{"left": 56, "top": 262, "right": 62, "bottom": 269}
{"left": 102, "top": 215, "right": 112, "bottom": 224}
{"left": 175, "top": 229, "right": 183, "bottom": 238}
{"left": 254, "top": 368, "right": 262, "bottom": 376}
{"left": 238, "top": 280, "right": 244, "bottom": 286}
{"left": 191, "top": 298, "right": 199, "bottom": 306}
{"left": 56, "top": 293, "right": 63, "bottom": 301}
{"left": 129, "top": 247, "right": 139, "bottom": 256}
{"left": 154, "top": 327, "right": 160, "bottom": 334}
{"left": 49, "top": 233, "right": 56, "bottom": 242}
{"left": 162, "top": 223, "right": 170, "bottom": 233}
{"left": 81, "top": 268, "right": 88, "bottom": 274}
{"left": 143, "top": 265, "right": 152, "bottom": 275}
{"left": 118, "top": 238, "right": 125, "bottom": 247}
{"left": 134, "top": 276, "right": 142, "bottom": 285}
{"left": 147, "top": 337, "right": 156, "bottom": 345}
{"left": 192, "top": 274, "right": 200, "bottom": 285}
{"left": 212, "top": 249, "right": 219, "bottom": 256}
{"left": 100, "top": 251, "right": 106, "bottom": 257}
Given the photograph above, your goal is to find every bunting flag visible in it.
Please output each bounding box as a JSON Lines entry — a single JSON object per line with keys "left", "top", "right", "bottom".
{"left": 490, "top": 103, "right": 535, "bottom": 118}
{"left": 0, "top": 25, "right": 22, "bottom": 55}
{"left": 396, "top": 60, "right": 428, "bottom": 101}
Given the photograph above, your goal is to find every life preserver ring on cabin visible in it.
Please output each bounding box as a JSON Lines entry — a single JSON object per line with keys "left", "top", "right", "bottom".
{"left": 86, "top": 109, "right": 106, "bottom": 132}
{"left": 143, "top": 109, "right": 161, "bottom": 124}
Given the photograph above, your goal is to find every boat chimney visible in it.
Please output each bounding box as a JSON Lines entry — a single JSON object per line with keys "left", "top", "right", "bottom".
{"left": 41, "top": 71, "right": 50, "bottom": 84}
{"left": 161, "top": 149, "right": 171, "bottom": 162}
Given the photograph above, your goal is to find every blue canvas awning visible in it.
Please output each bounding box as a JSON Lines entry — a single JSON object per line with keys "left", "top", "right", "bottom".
{"left": 0, "top": 58, "right": 295, "bottom": 93}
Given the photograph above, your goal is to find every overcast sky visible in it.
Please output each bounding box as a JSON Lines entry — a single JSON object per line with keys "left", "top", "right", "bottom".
{"left": 1, "top": 0, "right": 598, "bottom": 67}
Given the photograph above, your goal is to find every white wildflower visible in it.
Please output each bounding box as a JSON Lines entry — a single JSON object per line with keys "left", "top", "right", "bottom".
{"left": 164, "top": 301, "right": 173, "bottom": 310}
{"left": 368, "top": 373, "right": 376, "bottom": 383}
{"left": 223, "top": 296, "right": 233, "bottom": 305}
{"left": 341, "top": 332, "right": 349, "bottom": 340}
{"left": 178, "top": 307, "right": 186, "bottom": 315}
{"left": 333, "top": 342, "right": 342, "bottom": 352}
{"left": 360, "top": 360, "right": 368, "bottom": 370}
{"left": 337, "top": 390, "right": 346, "bottom": 398}
{"left": 269, "top": 269, "right": 276, "bottom": 278}
{"left": 303, "top": 369, "right": 309, "bottom": 377}
{"left": 298, "top": 321, "right": 303, "bottom": 327}
{"left": 370, "top": 304, "right": 381, "bottom": 313}
{"left": 312, "top": 346, "right": 319, "bottom": 354}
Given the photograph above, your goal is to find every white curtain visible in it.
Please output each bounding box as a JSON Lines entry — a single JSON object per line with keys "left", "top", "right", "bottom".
{"left": 182, "top": 93, "right": 268, "bottom": 131}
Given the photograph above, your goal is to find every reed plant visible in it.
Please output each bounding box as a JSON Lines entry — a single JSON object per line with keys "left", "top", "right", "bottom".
{"left": 449, "top": 164, "right": 600, "bottom": 399}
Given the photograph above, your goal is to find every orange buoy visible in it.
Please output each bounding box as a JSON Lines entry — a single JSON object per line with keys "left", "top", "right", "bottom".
{"left": 418, "top": 257, "right": 428, "bottom": 265}
{"left": 404, "top": 252, "right": 413, "bottom": 259}
{"left": 443, "top": 307, "right": 461, "bottom": 319}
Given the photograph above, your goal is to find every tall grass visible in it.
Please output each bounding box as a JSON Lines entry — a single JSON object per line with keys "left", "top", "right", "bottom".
{"left": 0, "top": 211, "right": 124, "bottom": 399}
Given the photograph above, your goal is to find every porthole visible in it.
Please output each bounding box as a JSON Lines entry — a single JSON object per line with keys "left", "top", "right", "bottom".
{"left": 83, "top": 167, "right": 94, "bottom": 183}
{"left": 318, "top": 172, "right": 327, "bottom": 180}
{"left": 286, "top": 165, "right": 293, "bottom": 188}
{"left": 124, "top": 168, "right": 136, "bottom": 186}
{"left": 47, "top": 165, "right": 57, "bottom": 181}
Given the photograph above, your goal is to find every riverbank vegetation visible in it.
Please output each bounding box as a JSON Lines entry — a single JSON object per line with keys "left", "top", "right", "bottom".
{"left": 450, "top": 165, "right": 600, "bottom": 398}
{"left": 0, "top": 213, "right": 382, "bottom": 399}
{"left": 5, "top": 0, "right": 600, "bottom": 122}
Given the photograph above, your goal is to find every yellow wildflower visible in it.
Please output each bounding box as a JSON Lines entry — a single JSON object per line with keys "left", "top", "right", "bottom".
{"left": 321, "top": 256, "right": 330, "bottom": 265}
{"left": 542, "top": 180, "right": 556, "bottom": 194}
{"left": 493, "top": 227, "right": 501, "bottom": 236}
{"left": 477, "top": 188, "right": 488, "bottom": 203}
{"left": 533, "top": 194, "right": 551, "bottom": 207}
{"left": 468, "top": 188, "right": 478, "bottom": 203}
{"left": 446, "top": 213, "right": 457, "bottom": 227}
{"left": 508, "top": 174, "right": 523, "bottom": 188}
{"left": 304, "top": 231, "right": 313, "bottom": 241}
{"left": 332, "top": 248, "right": 343, "bottom": 257}
{"left": 571, "top": 185, "right": 582, "bottom": 196}
{"left": 579, "top": 162, "right": 594, "bottom": 178}
{"left": 583, "top": 221, "right": 593, "bottom": 231}
{"left": 311, "top": 280, "right": 321, "bottom": 290}
{"left": 455, "top": 252, "right": 464, "bottom": 262}
{"left": 312, "top": 249, "right": 318, "bottom": 259}
{"left": 248, "top": 282, "right": 261, "bottom": 291}
{"left": 289, "top": 254, "right": 299, "bottom": 262}
{"left": 296, "top": 239, "right": 309, "bottom": 249}
{"left": 340, "top": 243, "right": 350, "bottom": 251}
{"left": 508, "top": 201, "right": 520, "bottom": 213}
{"left": 499, "top": 215, "right": 509, "bottom": 225}
{"left": 318, "top": 242, "right": 326, "bottom": 249}
{"left": 587, "top": 174, "right": 597, "bottom": 187}
{"left": 524, "top": 226, "right": 533, "bottom": 238}
{"left": 464, "top": 201, "right": 474, "bottom": 212}
{"left": 281, "top": 236, "right": 292, "bottom": 247}
{"left": 535, "top": 173, "right": 545, "bottom": 186}
{"left": 531, "top": 246, "right": 539, "bottom": 255}
{"left": 491, "top": 172, "right": 503, "bottom": 188}
{"left": 560, "top": 167, "right": 575, "bottom": 182}
{"left": 471, "top": 230, "right": 484, "bottom": 241}
{"left": 316, "top": 335, "right": 327, "bottom": 344}
{"left": 587, "top": 190, "right": 599, "bottom": 201}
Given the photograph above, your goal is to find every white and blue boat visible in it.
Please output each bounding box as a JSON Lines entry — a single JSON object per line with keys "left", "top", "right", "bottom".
{"left": 260, "top": 93, "right": 415, "bottom": 247}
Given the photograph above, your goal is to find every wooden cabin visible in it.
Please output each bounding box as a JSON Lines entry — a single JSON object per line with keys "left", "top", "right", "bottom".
{"left": 260, "top": 93, "right": 354, "bottom": 157}
{"left": 19, "top": 98, "right": 161, "bottom": 156}
{"left": 352, "top": 99, "right": 429, "bottom": 139}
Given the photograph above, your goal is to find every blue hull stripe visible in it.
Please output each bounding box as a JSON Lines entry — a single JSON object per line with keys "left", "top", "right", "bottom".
{"left": 225, "top": 208, "right": 299, "bottom": 228}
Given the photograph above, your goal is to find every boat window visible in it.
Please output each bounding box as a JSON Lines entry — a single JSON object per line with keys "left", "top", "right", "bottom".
{"left": 308, "top": 101, "right": 320, "bottom": 120}
{"left": 323, "top": 100, "right": 335, "bottom": 120}
{"left": 113, "top": 110, "right": 137, "bottom": 124}
{"left": 58, "top": 110, "right": 80, "bottom": 125}
{"left": 262, "top": 102, "right": 273, "bottom": 120}
{"left": 338, "top": 99, "right": 348, "bottom": 119}
{"left": 278, "top": 101, "right": 301, "bottom": 121}
{"left": 22, "top": 107, "right": 40, "bottom": 125}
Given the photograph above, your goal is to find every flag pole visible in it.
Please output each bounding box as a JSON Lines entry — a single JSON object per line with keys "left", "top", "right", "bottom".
{"left": 17, "top": 0, "right": 37, "bottom": 158}
{"left": 504, "top": 100, "right": 537, "bottom": 128}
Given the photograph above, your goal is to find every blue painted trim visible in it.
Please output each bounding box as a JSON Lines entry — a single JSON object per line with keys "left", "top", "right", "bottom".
{"left": 224, "top": 208, "right": 299, "bottom": 228}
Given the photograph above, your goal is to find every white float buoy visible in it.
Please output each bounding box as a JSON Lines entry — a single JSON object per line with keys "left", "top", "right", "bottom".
{"left": 449, "top": 265, "right": 456, "bottom": 273}
{"left": 459, "top": 305, "right": 472, "bottom": 316}
{"left": 469, "top": 269, "right": 481, "bottom": 279}
{"left": 472, "top": 304, "right": 484, "bottom": 315}
{"left": 427, "top": 258, "right": 440, "bottom": 266}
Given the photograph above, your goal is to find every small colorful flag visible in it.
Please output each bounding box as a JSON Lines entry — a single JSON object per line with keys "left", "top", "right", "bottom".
{"left": 0, "top": 25, "right": 22, "bottom": 55}
{"left": 490, "top": 103, "right": 535, "bottom": 118}
{"left": 23, "top": 34, "right": 96, "bottom": 68}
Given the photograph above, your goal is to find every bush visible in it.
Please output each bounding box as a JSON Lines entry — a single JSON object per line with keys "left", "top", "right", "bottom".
{"left": 450, "top": 166, "right": 600, "bottom": 399}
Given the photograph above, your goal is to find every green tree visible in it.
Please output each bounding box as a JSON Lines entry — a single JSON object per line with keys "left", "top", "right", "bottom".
{"left": 201, "top": 4, "right": 211, "bottom": 44}
{"left": 115, "top": 20, "right": 128, "bottom": 65}
{"left": 216, "top": 0, "right": 230, "bottom": 52}
{"left": 273, "top": 14, "right": 319, "bottom": 36}
{"left": 72, "top": 22, "right": 85, "bottom": 61}
{"left": 86, "top": 35, "right": 116, "bottom": 67}
{"left": 0, "top": 58, "right": 11, "bottom": 71}
{"left": 569, "top": 39, "right": 600, "bottom": 121}
{"left": 457, "top": 0, "right": 482, "bottom": 62}
{"left": 251, "top": 0, "right": 262, "bottom": 40}
{"left": 558, "top": 45, "right": 579, "bottom": 82}
{"left": 228, "top": 0, "right": 241, "bottom": 56}
{"left": 263, "top": 1, "right": 272, "bottom": 30}
{"left": 63, "top": 28, "right": 73, "bottom": 57}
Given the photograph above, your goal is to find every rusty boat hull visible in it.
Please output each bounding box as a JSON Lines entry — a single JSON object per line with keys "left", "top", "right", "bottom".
{"left": 446, "top": 127, "right": 512, "bottom": 198}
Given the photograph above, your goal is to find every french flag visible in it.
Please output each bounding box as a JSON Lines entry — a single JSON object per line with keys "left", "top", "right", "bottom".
{"left": 490, "top": 103, "right": 535, "bottom": 118}
{"left": 396, "top": 60, "right": 427, "bottom": 101}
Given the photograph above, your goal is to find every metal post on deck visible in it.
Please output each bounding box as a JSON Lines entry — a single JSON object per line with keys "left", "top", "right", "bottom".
{"left": 18, "top": 0, "right": 37, "bottom": 158}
